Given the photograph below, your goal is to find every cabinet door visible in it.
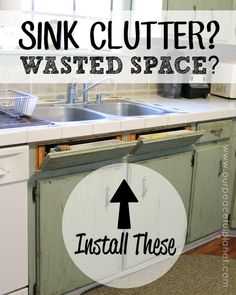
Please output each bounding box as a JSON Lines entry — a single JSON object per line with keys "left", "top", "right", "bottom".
{"left": 37, "top": 172, "right": 89, "bottom": 295}
{"left": 125, "top": 152, "right": 192, "bottom": 269}
{"left": 230, "top": 135, "right": 236, "bottom": 228}
{"left": 165, "top": 0, "right": 233, "bottom": 10}
{"left": 165, "top": 0, "right": 195, "bottom": 10}
{"left": 37, "top": 165, "right": 127, "bottom": 295}
{"left": 232, "top": 193, "right": 236, "bottom": 228}
{"left": 188, "top": 144, "right": 225, "bottom": 242}
{"left": 195, "top": 0, "right": 233, "bottom": 10}
{"left": 136, "top": 152, "right": 192, "bottom": 214}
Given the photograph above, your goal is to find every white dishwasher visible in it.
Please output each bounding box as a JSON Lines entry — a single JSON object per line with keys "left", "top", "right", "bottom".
{"left": 0, "top": 146, "right": 29, "bottom": 295}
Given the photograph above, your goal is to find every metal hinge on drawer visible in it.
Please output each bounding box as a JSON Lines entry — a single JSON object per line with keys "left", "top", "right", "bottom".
{"left": 32, "top": 186, "right": 38, "bottom": 202}
{"left": 191, "top": 154, "right": 195, "bottom": 167}
{"left": 228, "top": 214, "right": 231, "bottom": 225}
{"left": 33, "top": 283, "right": 38, "bottom": 295}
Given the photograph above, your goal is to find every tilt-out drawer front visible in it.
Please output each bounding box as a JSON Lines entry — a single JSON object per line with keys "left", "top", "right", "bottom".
{"left": 40, "top": 139, "right": 136, "bottom": 171}
{"left": 197, "top": 120, "right": 232, "bottom": 143}
{"left": 130, "top": 130, "right": 204, "bottom": 156}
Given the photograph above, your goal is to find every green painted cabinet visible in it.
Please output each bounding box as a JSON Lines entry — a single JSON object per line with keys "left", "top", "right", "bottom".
{"left": 188, "top": 144, "right": 226, "bottom": 242}
{"left": 231, "top": 184, "right": 236, "bottom": 227}
{"left": 34, "top": 150, "right": 194, "bottom": 293}
{"left": 163, "top": 0, "right": 235, "bottom": 43}
{"left": 195, "top": 0, "right": 233, "bottom": 10}
{"left": 188, "top": 119, "right": 233, "bottom": 241}
{"left": 124, "top": 129, "right": 205, "bottom": 269}
{"left": 134, "top": 152, "right": 193, "bottom": 215}
{"left": 126, "top": 152, "right": 193, "bottom": 269}
{"left": 164, "top": 0, "right": 234, "bottom": 10}
{"left": 28, "top": 120, "right": 236, "bottom": 294}
{"left": 29, "top": 140, "right": 136, "bottom": 295}
{"left": 230, "top": 124, "right": 236, "bottom": 228}
{"left": 232, "top": 191, "right": 236, "bottom": 228}
{"left": 36, "top": 165, "right": 128, "bottom": 295}
{"left": 36, "top": 172, "right": 91, "bottom": 295}
{"left": 164, "top": 0, "right": 195, "bottom": 10}
{"left": 127, "top": 130, "right": 204, "bottom": 216}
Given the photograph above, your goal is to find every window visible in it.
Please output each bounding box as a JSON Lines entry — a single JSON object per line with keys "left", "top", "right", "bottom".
{"left": 21, "top": 0, "right": 117, "bottom": 49}
{"left": 75, "top": 0, "right": 112, "bottom": 18}
{"left": 21, "top": 0, "right": 162, "bottom": 51}
{"left": 131, "top": 0, "right": 163, "bottom": 37}
{"left": 21, "top": 0, "right": 112, "bottom": 17}
{"left": 132, "top": 0, "right": 163, "bottom": 17}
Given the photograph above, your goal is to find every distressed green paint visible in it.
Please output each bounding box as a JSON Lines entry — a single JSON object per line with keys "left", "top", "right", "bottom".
{"left": 165, "top": 0, "right": 234, "bottom": 10}
{"left": 230, "top": 134, "right": 236, "bottom": 228}
{"left": 136, "top": 152, "right": 192, "bottom": 215}
{"left": 37, "top": 173, "right": 92, "bottom": 295}
{"left": 131, "top": 131, "right": 204, "bottom": 156}
{"left": 188, "top": 144, "right": 225, "bottom": 242}
{"left": 195, "top": 0, "right": 233, "bottom": 10}
{"left": 40, "top": 140, "right": 136, "bottom": 171}
{"left": 197, "top": 120, "right": 232, "bottom": 144}
{"left": 232, "top": 193, "right": 236, "bottom": 228}
{"left": 28, "top": 118, "right": 236, "bottom": 294}
{"left": 164, "top": 0, "right": 196, "bottom": 10}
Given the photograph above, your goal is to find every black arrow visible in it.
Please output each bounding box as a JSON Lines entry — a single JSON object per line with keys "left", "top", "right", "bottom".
{"left": 110, "top": 179, "right": 138, "bottom": 229}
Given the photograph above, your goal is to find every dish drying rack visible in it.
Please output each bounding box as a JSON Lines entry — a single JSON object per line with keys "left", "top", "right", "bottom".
{"left": 0, "top": 90, "right": 38, "bottom": 118}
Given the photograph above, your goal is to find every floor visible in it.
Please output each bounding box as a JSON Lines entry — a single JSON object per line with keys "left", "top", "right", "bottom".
{"left": 83, "top": 238, "right": 236, "bottom": 295}
{"left": 185, "top": 237, "right": 236, "bottom": 259}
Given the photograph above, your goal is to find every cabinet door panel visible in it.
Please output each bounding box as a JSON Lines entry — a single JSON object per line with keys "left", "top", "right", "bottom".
{"left": 37, "top": 164, "right": 127, "bottom": 295}
{"left": 188, "top": 144, "right": 224, "bottom": 242}
{"left": 230, "top": 136, "right": 236, "bottom": 228}
{"left": 166, "top": 0, "right": 195, "bottom": 10}
{"left": 137, "top": 152, "right": 192, "bottom": 214}
{"left": 232, "top": 195, "right": 236, "bottom": 228}
{"left": 195, "top": 0, "right": 233, "bottom": 10}
{"left": 38, "top": 172, "right": 90, "bottom": 295}
{"left": 166, "top": 0, "right": 233, "bottom": 10}
{"left": 125, "top": 152, "right": 192, "bottom": 269}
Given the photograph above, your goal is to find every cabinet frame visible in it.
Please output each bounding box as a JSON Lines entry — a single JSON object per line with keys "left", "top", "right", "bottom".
{"left": 28, "top": 118, "right": 236, "bottom": 294}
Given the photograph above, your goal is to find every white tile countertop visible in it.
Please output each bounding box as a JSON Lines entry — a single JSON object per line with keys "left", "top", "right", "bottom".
{"left": 0, "top": 95, "right": 236, "bottom": 147}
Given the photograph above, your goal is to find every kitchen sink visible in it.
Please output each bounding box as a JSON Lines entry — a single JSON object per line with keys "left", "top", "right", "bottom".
{"left": 33, "top": 101, "right": 178, "bottom": 123}
{"left": 33, "top": 106, "right": 105, "bottom": 122}
{"left": 85, "top": 102, "right": 172, "bottom": 117}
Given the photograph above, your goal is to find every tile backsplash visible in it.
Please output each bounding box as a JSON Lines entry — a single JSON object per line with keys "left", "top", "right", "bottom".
{"left": 0, "top": 83, "right": 158, "bottom": 102}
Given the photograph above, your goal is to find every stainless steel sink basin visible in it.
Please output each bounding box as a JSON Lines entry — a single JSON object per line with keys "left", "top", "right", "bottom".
{"left": 33, "top": 101, "right": 177, "bottom": 123}
{"left": 33, "top": 106, "right": 105, "bottom": 122}
{"left": 85, "top": 102, "right": 171, "bottom": 117}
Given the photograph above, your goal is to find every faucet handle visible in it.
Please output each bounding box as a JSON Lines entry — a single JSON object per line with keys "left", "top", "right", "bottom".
{"left": 67, "top": 83, "right": 77, "bottom": 104}
{"left": 67, "top": 83, "right": 77, "bottom": 93}
{"left": 95, "top": 93, "right": 108, "bottom": 103}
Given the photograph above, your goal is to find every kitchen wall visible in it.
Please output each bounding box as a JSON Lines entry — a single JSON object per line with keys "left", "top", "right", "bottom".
{"left": 0, "top": 0, "right": 21, "bottom": 10}
{"left": 0, "top": 83, "right": 158, "bottom": 102}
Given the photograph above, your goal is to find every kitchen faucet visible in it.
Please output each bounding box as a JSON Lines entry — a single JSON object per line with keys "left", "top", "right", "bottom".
{"left": 66, "top": 77, "right": 114, "bottom": 104}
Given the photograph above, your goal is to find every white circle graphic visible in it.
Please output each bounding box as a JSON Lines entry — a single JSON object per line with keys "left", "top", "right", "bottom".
{"left": 62, "top": 163, "right": 187, "bottom": 288}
